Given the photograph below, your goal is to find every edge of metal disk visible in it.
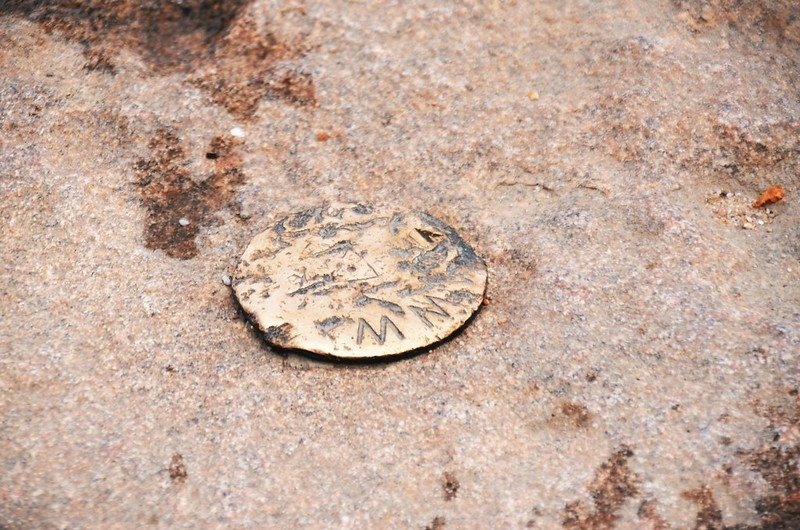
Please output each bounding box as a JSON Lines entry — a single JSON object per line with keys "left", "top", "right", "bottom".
{"left": 231, "top": 206, "right": 488, "bottom": 362}
{"left": 230, "top": 271, "right": 488, "bottom": 364}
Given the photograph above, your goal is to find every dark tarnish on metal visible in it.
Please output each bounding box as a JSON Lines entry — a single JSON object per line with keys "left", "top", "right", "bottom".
{"left": 233, "top": 203, "right": 488, "bottom": 359}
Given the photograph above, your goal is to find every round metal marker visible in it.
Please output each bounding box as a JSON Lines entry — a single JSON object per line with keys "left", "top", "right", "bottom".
{"left": 233, "top": 203, "right": 487, "bottom": 359}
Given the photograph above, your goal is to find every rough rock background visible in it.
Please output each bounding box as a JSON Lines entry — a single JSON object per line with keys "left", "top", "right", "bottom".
{"left": 1, "top": 0, "right": 798, "bottom": 528}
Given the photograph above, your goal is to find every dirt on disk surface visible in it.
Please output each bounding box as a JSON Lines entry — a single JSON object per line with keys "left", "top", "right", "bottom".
{"left": 1, "top": 0, "right": 799, "bottom": 528}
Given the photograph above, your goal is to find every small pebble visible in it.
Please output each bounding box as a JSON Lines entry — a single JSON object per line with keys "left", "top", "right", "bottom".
{"left": 528, "top": 90, "right": 539, "bottom": 101}
{"left": 230, "top": 127, "right": 245, "bottom": 138}
{"left": 222, "top": 275, "right": 232, "bottom": 286}
{"left": 178, "top": 217, "right": 190, "bottom": 226}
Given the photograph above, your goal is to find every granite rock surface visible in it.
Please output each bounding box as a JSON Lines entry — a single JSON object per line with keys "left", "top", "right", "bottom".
{"left": 1, "top": 1, "right": 799, "bottom": 528}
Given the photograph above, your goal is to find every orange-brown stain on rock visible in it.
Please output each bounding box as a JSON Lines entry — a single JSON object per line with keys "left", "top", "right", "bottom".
{"left": 546, "top": 401, "right": 594, "bottom": 431}
{"left": 2, "top": 1, "right": 314, "bottom": 119}
{"left": 637, "top": 499, "right": 670, "bottom": 529}
{"left": 134, "top": 129, "right": 245, "bottom": 259}
{"left": 557, "top": 401, "right": 593, "bottom": 429}
{"left": 685, "top": 395, "right": 800, "bottom": 528}
{"left": 168, "top": 453, "right": 188, "bottom": 483}
{"left": 562, "top": 446, "right": 639, "bottom": 530}
{"left": 425, "top": 516, "right": 446, "bottom": 530}
{"left": 675, "top": 0, "right": 800, "bottom": 44}
{"left": 681, "top": 485, "right": 722, "bottom": 530}
{"left": 442, "top": 472, "right": 460, "bottom": 501}
{"left": 189, "top": 8, "right": 315, "bottom": 118}
{"left": 710, "top": 122, "right": 799, "bottom": 181}
{"left": 745, "top": 444, "right": 800, "bottom": 528}
{"left": 741, "top": 395, "right": 800, "bottom": 528}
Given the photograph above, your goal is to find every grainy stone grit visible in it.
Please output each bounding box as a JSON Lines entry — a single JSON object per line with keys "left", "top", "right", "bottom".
{"left": 1, "top": 1, "right": 799, "bottom": 528}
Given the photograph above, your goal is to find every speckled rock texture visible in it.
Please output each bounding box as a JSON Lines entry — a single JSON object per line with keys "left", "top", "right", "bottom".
{"left": 1, "top": 1, "right": 798, "bottom": 528}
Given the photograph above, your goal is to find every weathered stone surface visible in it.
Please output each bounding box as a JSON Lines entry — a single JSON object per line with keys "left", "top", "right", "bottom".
{"left": 1, "top": 0, "right": 798, "bottom": 528}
